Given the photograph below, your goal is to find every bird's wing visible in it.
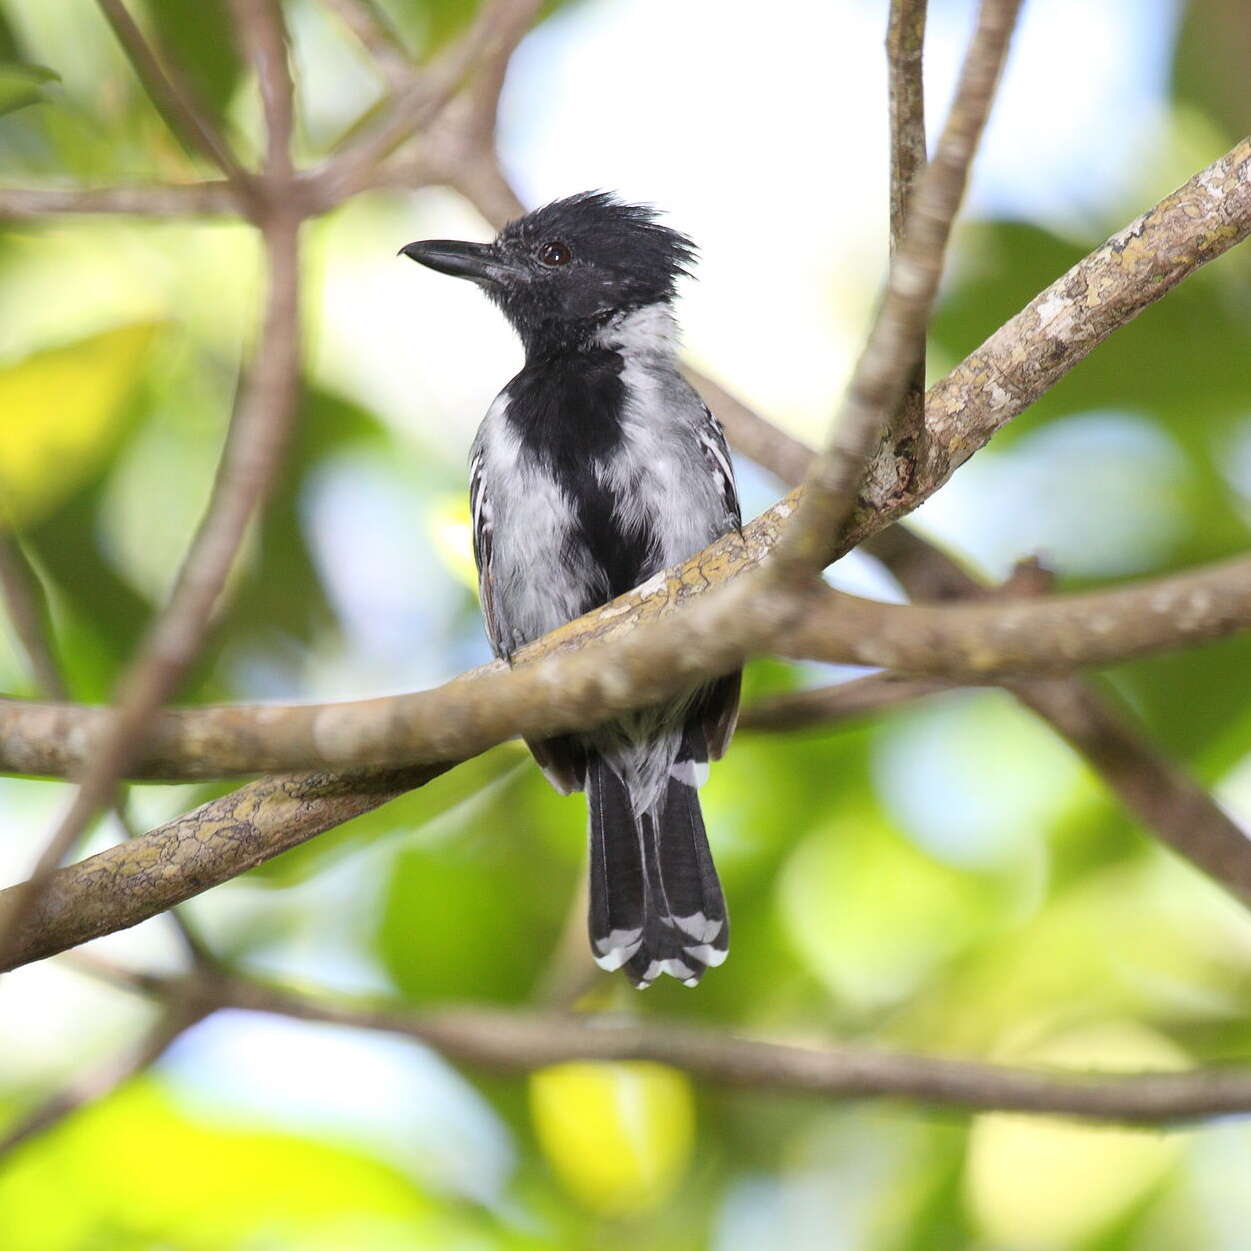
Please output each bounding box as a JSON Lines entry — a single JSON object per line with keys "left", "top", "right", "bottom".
{"left": 696, "top": 404, "right": 741, "bottom": 527}
{"left": 469, "top": 443, "right": 509, "bottom": 660}
{"left": 689, "top": 406, "right": 741, "bottom": 759}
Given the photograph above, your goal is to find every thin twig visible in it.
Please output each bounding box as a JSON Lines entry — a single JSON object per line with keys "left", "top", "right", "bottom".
{"left": 95, "top": 0, "right": 251, "bottom": 191}
{"left": 320, "top": 0, "right": 411, "bottom": 89}
{"left": 0, "top": 180, "right": 334, "bottom": 220}
{"left": 886, "top": 0, "right": 929, "bottom": 449}
{"left": 442, "top": 148, "right": 525, "bottom": 231}
{"left": 0, "top": 533, "right": 68, "bottom": 700}
{"left": 739, "top": 672, "right": 952, "bottom": 733}
{"left": 228, "top": 0, "right": 296, "bottom": 180}
{"left": 773, "top": 0, "right": 1021, "bottom": 580}
{"left": 0, "top": 206, "right": 302, "bottom": 966}
{"left": 686, "top": 368, "right": 816, "bottom": 486}
{"left": 311, "top": 0, "right": 542, "bottom": 205}
{"left": 85, "top": 960, "right": 1251, "bottom": 1126}
{"left": 0, "top": 1004, "right": 202, "bottom": 1157}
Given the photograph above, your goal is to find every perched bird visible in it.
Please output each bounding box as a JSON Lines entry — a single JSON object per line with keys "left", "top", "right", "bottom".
{"left": 401, "top": 192, "right": 740, "bottom": 988}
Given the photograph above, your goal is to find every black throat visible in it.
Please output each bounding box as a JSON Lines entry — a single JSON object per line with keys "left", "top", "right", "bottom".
{"left": 505, "top": 340, "right": 654, "bottom": 602}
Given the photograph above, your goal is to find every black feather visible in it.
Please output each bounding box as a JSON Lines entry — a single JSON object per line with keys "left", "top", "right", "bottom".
{"left": 587, "top": 755, "right": 645, "bottom": 971}
{"left": 621, "top": 774, "right": 728, "bottom": 988}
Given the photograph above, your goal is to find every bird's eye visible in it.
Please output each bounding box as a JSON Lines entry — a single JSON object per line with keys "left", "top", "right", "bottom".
{"left": 537, "top": 240, "right": 572, "bottom": 266}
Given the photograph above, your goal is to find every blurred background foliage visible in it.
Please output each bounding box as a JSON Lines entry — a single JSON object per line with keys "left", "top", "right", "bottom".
{"left": 1, "top": 0, "right": 1250, "bottom": 1247}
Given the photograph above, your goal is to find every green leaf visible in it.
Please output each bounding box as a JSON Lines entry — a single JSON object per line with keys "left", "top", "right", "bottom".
{"left": 0, "top": 322, "right": 158, "bottom": 529}
{"left": 0, "top": 62, "right": 59, "bottom": 118}
{"left": 0, "top": 12, "right": 23, "bottom": 62}
{"left": 378, "top": 0, "right": 588, "bottom": 56}
{"left": 146, "top": 0, "right": 242, "bottom": 127}
{"left": 1109, "top": 634, "right": 1251, "bottom": 777}
{"left": 228, "top": 387, "right": 391, "bottom": 650}
{"left": 777, "top": 806, "right": 1009, "bottom": 1013}
{"left": 377, "top": 764, "right": 575, "bottom": 1004}
{"left": 1171, "top": 0, "right": 1249, "bottom": 143}
{"left": 251, "top": 743, "right": 529, "bottom": 886}
{"left": 24, "top": 481, "right": 155, "bottom": 701}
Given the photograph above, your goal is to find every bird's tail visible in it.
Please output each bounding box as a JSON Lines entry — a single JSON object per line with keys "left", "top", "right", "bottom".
{"left": 586, "top": 754, "right": 728, "bottom": 988}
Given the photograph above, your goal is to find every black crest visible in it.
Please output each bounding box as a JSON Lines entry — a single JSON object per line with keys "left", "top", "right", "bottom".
{"left": 403, "top": 191, "right": 697, "bottom": 353}
{"left": 489, "top": 192, "right": 696, "bottom": 349}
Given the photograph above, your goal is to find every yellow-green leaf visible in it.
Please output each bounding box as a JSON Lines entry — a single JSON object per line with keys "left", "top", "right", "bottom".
{"left": 0, "top": 323, "right": 157, "bottom": 528}
{"left": 529, "top": 1060, "right": 694, "bottom": 1215}
{"left": 0, "top": 1082, "right": 448, "bottom": 1250}
{"left": 0, "top": 62, "right": 58, "bottom": 116}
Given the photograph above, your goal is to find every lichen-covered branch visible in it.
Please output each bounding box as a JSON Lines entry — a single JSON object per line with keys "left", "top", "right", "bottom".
{"left": 5, "top": 542, "right": 1251, "bottom": 785}
{"left": 5, "top": 549, "right": 1251, "bottom": 972}
{"left": 0, "top": 765, "right": 449, "bottom": 970}
{"left": 886, "top": 0, "right": 929, "bottom": 447}
{"left": 773, "top": 0, "right": 1020, "bottom": 579}
{"left": 895, "top": 135, "right": 1251, "bottom": 515}
{"left": 788, "top": 556, "right": 1251, "bottom": 677}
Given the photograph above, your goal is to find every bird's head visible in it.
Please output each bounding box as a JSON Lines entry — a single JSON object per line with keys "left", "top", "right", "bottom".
{"left": 400, "top": 191, "right": 696, "bottom": 354}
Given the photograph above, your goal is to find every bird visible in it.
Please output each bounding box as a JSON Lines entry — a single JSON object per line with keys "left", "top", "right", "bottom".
{"left": 401, "top": 191, "right": 740, "bottom": 988}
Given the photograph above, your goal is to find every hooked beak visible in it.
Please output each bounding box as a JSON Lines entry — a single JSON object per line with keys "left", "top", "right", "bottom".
{"left": 399, "top": 239, "right": 517, "bottom": 287}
